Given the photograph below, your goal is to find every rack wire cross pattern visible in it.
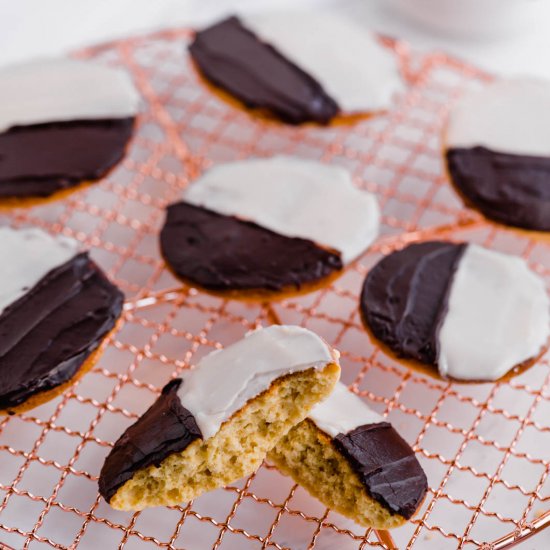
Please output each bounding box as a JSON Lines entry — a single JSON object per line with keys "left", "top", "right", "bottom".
{"left": 0, "top": 27, "right": 549, "bottom": 550}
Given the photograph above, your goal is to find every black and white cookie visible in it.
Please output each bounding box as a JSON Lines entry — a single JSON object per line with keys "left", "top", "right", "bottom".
{"left": 0, "top": 58, "right": 139, "bottom": 201}
{"left": 160, "top": 156, "right": 380, "bottom": 299}
{"left": 189, "top": 13, "right": 404, "bottom": 124}
{"left": 0, "top": 227, "right": 124, "bottom": 413}
{"left": 445, "top": 78, "right": 550, "bottom": 232}
{"left": 361, "top": 241, "right": 549, "bottom": 381}
{"left": 98, "top": 325, "right": 340, "bottom": 510}
{"left": 269, "top": 382, "right": 428, "bottom": 528}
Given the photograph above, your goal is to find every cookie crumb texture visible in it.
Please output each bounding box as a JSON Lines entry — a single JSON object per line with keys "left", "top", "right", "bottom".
{"left": 269, "top": 420, "right": 424, "bottom": 529}
{"left": 108, "top": 364, "right": 339, "bottom": 510}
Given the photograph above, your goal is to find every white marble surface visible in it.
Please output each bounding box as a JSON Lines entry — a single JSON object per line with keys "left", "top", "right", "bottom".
{"left": 2, "top": 0, "right": 550, "bottom": 78}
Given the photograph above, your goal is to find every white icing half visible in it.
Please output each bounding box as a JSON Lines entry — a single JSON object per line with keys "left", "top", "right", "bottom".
{"left": 0, "top": 58, "right": 140, "bottom": 133}
{"left": 446, "top": 78, "right": 550, "bottom": 156}
{"left": 177, "top": 325, "right": 339, "bottom": 440}
{"left": 243, "top": 12, "right": 404, "bottom": 113}
{"left": 437, "top": 245, "right": 550, "bottom": 381}
{"left": 0, "top": 227, "right": 80, "bottom": 315}
{"left": 185, "top": 156, "right": 380, "bottom": 263}
{"left": 309, "top": 382, "right": 382, "bottom": 438}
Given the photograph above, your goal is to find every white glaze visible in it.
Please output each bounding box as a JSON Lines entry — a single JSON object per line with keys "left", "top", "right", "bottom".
{"left": 0, "top": 58, "right": 140, "bottom": 133}
{"left": 177, "top": 325, "right": 339, "bottom": 440}
{"left": 446, "top": 78, "right": 550, "bottom": 156}
{"left": 437, "top": 245, "right": 550, "bottom": 381}
{"left": 185, "top": 156, "right": 380, "bottom": 263}
{"left": 243, "top": 12, "right": 405, "bottom": 113}
{"left": 309, "top": 382, "right": 382, "bottom": 438}
{"left": 0, "top": 227, "right": 80, "bottom": 315}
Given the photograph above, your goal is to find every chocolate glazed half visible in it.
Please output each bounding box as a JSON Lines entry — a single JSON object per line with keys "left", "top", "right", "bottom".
{"left": 99, "top": 379, "right": 202, "bottom": 502}
{"left": 0, "top": 253, "right": 124, "bottom": 410}
{"left": 0, "top": 117, "right": 135, "bottom": 198}
{"left": 360, "top": 241, "right": 466, "bottom": 367}
{"left": 189, "top": 16, "right": 339, "bottom": 124}
{"left": 160, "top": 201, "right": 343, "bottom": 295}
{"left": 446, "top": 146, "right": 550, "bottom": 232}
{"left": 334, "top": 422, "right": 428, "bottom": 519}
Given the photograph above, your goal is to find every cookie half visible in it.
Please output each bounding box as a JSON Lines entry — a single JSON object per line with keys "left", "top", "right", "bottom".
{"left": 445, "top": 78, "right": 550, "bottom": 232}
{"left": 99, "top": 325, "right": 340, "bottom": 510}
{"left": 268, "top": 382, "right": 427, "bottom": 528}
{"left": 360, "top": 241, "right": 549, "bottom": 381}
{"left": 161, "top": 156, "right": 380, "bottom": 299}
{"left": 189, "top": 13, "right": 404, "bottom": 124}
{"left": 0, "top": 227, "right": 124, "bottom": 414}
{"left": 0, "top": 59, "right": 139, "bottom": 202}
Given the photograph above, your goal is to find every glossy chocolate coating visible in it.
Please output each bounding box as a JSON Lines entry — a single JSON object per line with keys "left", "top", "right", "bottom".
{"left": 99, "top": 379, "right": 202, "bottom": 503}
{"left": 189, "top": 16, "right": 339, "bottom": 124}
{"left": 447, "top": 146, "right": 550, "bottom": 231}
{"left": 334, "top": 422, "right": 427, "bottom": 519}
{"left": 0, "top": 118, "right": 134, "bottom": 198}
{"left": 160, "top": 201, "right": 343, "bottom": 294}
{"left": 0, "top": 253, "right": 123, "bottom": 410}
{"left": 360, "top": 241, "right": 466, "bottom": 366}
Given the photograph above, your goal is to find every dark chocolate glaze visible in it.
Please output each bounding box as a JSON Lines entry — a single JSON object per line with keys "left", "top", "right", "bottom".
{"left": 160, "top": 201, "right": 343, "bottom": 294}
{"left": 0, "top": 117, "right": 135, "bottom": 198}
{"left": 189, "top": 16, "right": 339, "bottom": 124}
{"left": 99, "top": 379, "right": 202, "bottom": 503}
{"left": 360, "top": 241, "right": 466, "bottom": 366}
{"left": 334, "top": 422, "right": 428, "bottom": 519}
{"left": 447, "top": 146, "right": 550, "bottom": 231}
{"left": 0, "top": 253, "right": 123, "bottom": 410}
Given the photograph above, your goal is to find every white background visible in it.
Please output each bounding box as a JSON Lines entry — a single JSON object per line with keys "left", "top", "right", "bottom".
{"left": 1, "top": 0, "right": 550, "bottom": 78}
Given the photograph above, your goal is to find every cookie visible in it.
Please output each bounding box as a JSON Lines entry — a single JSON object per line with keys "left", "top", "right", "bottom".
{"left": 160, "top": 156, "right": 380, "bottom": 300}
{"left": 445, "top": 78, "right": 550, "bottom": 233}
{"left": 268, "top": 382, "right": 427, "bottom": 528}
{"left": 360, "top": 241, "right": 549, "bottom": 382}
{"left": 189, "top": 13, "right": 404, "bottom": 125}
{"left": 0, "top": 227, "right": 124, "bottom": 414}
{"left": 98, "top": 325, "right": 340, "bottom": 510}
{"left": 0, "top": 58, "right": 139, "bottom": 203}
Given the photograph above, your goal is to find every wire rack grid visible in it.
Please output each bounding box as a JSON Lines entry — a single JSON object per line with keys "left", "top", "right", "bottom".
{"left": 0, "top": 27, "right": 549, "bottom": 550}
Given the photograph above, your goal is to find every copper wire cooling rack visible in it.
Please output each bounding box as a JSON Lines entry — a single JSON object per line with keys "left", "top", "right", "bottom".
{"left": 0, "top": 28, "right": 549, "bottom": 550}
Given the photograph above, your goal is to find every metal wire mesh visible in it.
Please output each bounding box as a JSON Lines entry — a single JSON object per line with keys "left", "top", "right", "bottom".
{"left": 0, "top": 27, "right": 549, "bottom": 550}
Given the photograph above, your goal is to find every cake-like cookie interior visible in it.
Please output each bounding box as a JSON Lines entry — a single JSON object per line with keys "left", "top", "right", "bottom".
{"left": 268, "top": 383, "right": 428, "bottom": 529}
{"left": 99, "top": 325, "right": 341, "bottom": 510}
{"left": 108, "top": 364, "right": 339, "bottom": 510}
